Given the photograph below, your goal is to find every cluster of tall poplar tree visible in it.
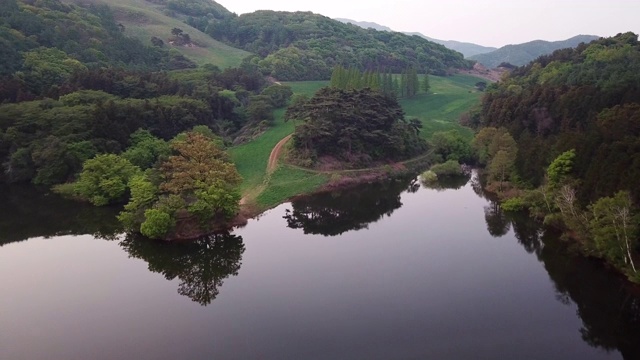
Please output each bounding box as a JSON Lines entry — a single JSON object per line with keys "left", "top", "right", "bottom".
{"left": 329, "top": 66, "right": 429, "bottom": 98}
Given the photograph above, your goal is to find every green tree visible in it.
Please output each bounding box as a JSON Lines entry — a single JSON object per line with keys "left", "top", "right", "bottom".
{"left": 74, "top": 154, "right": 140, "bottom": 206}
{"left": 546, "top": 149, "right": 576, "bottom": 189}
{"left": 588, "top": 191, "right": 638, "bottom": 274}
{"left": 140, "top": 209, "right": 174, "bottom": 239}
{"left": 422, "top": 74, "right": 431, "bottom": 93}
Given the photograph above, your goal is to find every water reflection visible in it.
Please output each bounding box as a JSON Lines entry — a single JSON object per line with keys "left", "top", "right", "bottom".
{"left": 420, "top": 173, "right": 471, "bottom": 192}
{"left": 0, "top": 185, "right": 121, "bottom": 246}
{"left": 120, "top": 233, "right": 245, "bottom": 306}
{"left": 283, "top": 177, "right": 413, "bottom": 236}
{"left": 539, "top": 230, "right": 640, "bottom": 359}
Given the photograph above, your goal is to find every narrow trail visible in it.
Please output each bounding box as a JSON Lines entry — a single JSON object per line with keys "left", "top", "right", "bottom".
{"left": 240, "top": 134, "right": 291, "bottom": 206}
{"left": 267, "top": 134, "right": 292, "bottom": 174}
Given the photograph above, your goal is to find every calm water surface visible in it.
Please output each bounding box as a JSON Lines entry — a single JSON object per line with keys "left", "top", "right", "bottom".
{"left": 1, "top": 175, "right": 639, "bottom": 359}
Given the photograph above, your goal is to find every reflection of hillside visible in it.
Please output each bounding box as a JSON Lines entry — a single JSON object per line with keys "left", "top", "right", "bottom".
{"left": 541, "top": 234, "right": 640, "bottom": 359}
{"left": 0, "top": 185, "right": 122, "bottom": 246}
{"left": 120, "top": 233, "right": 245, "bottom": 306}
{"left": 284, "top": 177, "right": 414, "bottom": 236}
{"left": 502, "top": 209, "right": 640, "bottom": 358}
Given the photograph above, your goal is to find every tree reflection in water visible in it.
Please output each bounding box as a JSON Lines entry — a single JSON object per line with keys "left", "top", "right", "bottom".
{"left": 120, "top": 232, "right": 245, "bottom": 306}
{"left": 473, "top": 168, "right": 640, "bottom": 359}
{"left": 284, "top": 177, "right": 415, "bottom": 236}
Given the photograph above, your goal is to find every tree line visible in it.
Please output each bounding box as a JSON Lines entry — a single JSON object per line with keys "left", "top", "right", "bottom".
{"left": 329, "top": 66, "right": 430, "bottom": 98}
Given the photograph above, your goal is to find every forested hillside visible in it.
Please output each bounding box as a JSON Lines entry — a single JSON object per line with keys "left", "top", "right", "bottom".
{"left": 469, "top": 35, "right": 599, "bottom": 68}
{"left": 208, "top": 11, "right": 472, "bottom": 80}
{"left": 0, "top": 0, "right": 299, "bottom": 188}
{"left": 334, "top": 18, "right": 497, "bottom": 58}
{"left": 475, "top": 32, "right": 640, "bottom": 203}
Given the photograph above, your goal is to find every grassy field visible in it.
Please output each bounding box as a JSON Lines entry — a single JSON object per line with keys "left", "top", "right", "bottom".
{"left": 231, "top": 74, "right": 483, "bottom": 210}
{"left": 65, "top": 0, "right": 249, "bottom": 68}
{"left": 400, "top": 74, "right": 481, "bottom": 140}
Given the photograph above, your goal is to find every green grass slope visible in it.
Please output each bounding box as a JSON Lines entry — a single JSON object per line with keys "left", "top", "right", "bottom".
{"left": 65, "top": 0, "right": 249, "bottom": 68}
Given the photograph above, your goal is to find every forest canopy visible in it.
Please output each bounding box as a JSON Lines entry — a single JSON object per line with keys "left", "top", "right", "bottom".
{"left": 285, "top": 87, "right": 427, "bottom": 167}
{"left": 474, "top": 32, "right": 640, "bottom": 203}
{"left": 209, "top": 11, "right": 471, "bottom": 80}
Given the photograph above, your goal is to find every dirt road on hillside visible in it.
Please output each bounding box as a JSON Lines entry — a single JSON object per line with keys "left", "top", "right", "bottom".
{"left": 267, "top": 134, "right": 291, "bottom": 174}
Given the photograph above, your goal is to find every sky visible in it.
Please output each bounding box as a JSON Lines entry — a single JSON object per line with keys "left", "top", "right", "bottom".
{"left": 215, "top": 0, "right": 640, "bottom": 48}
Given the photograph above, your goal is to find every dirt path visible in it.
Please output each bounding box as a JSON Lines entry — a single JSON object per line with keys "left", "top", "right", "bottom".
{"left": 240, "top": 134, "right": 291, "bottom": 206}
{"left": 267, "top": 134, "right": 292, "bottom": 174}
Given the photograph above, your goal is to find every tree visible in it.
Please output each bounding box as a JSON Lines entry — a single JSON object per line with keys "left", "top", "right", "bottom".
{"left": 74, "top": 154, "right": 140, "bottom": 206}
{"left": 286, "top": 87, "right": 427, "bottom": 165}
{"left": 546, "top": 149, "right": 576, "bottom": 189}
{"left": 161, "top": 133, "right": 241, "bottom": 194}
{"left": 423, "top": 74, "right": 431, "bottom": 93}
{"left": 588, "top": 191, "right": 638, "bottom": 274}
{"left": 119, "top": 132, "right": 242, "bottom": 239}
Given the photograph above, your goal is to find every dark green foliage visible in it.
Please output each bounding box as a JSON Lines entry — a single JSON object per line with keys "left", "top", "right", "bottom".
{"left": 0, "top": 61, "right": 271, "bottom": 186}
{"left": 286, "top": 87, "right": 427, "bottom": 166}
{"left": 209, "top": 11, "right": 471, "bottom": 80}
{"left": 260, "top": 84, "right": 293, "bottom": 107}
{"left": 120, "top": 232, "right": 244, "bottom": 305}
{"left": 477, "top": 32, "right": 640, "bottom": 202}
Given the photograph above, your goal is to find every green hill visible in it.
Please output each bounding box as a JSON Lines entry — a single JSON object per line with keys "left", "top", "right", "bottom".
{"left": 208, "top": 11, "right": 472, "bottom": 80}
{"left": 475, "top": 32, "right": 640, "bottom": 202}
{"left": 468, "top": 35, "right": 600, "bottom": 68}
{"left": 64, "top": 0, "right": 249, "bottom": 67}
{"left": 334, "top": 18, "right": 497, "bottom": 58}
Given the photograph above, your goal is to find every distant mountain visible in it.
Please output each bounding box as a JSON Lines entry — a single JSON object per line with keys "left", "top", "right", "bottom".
{"left": 404, "top": 33, "right": 497, "bottom": 58}
{"left": 335, "top": 18, "right": 497, "bottom": 58}
{"left": 468, "top": 35, "right": 600, "bottom": 68}
{"left": 334, "top": 18, "right": 394, "bottom": 32}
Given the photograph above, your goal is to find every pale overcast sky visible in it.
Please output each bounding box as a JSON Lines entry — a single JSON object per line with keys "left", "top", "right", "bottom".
{"left": 215, "top": 0, "right": 640, "bottom": 48}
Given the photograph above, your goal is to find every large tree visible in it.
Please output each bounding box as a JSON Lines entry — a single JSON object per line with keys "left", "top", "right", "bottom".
{"left": 285, "top": 87, "right": 427, "bottom": 166}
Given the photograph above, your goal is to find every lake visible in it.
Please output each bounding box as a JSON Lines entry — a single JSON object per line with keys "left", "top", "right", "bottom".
{"left": 1, "top": 174, "right": 639, "bottom": 360}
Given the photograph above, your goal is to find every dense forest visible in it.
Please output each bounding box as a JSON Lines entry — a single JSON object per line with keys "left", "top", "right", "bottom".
{"left": 208, "top": 11, "right": 471, "bottom": 80}
{"left": 473, "top": 32, "right": 640, "bottom": 203}
{"left": 472, "top": 32, "right": 640, "bottom": 282}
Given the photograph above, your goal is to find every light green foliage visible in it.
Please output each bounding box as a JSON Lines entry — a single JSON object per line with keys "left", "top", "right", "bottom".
{"left": 588, "top": 191, "right": 638, "bottom": 273}
{"left": 419, "top": 170, "right": 438, "bottom": 184}
{"left": 473, "top": 127, "right": 517, "bottom": 183}
{"left": 501, "top": 197, "right": 527, "bottom": 212}
{"left": 140, "top": 209, "right": 174, "bottom": 239}
{"left": 430, "top": 130, "right": 474, "bottom": 163}
{"left": 120, "top": 132, "right": 242, "bottom": 238}
{"left": 20, "top": 47, "right": 87, "bottom": 93}
{"left": 430, "top": 160, "right": 462, "bottom": 177}
{"left": 118, "top": 174, "right": 159, "bottom": 229}
{"left": 74, "top": 154, "right": 140, "bottom": 206}
{"left": 188, "top": 182, "right": 241, "bottom": 226}
{"left": 547, "top": 149, "right": 576, "bottom": 188}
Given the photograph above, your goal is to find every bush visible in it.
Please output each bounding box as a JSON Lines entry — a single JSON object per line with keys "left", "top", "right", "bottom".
{"left": 501, "top": 197, "right": 527, "bottom": 212}
{"left": 429, "top": 160, "right": 462, "bottom": 177}
{"left": 140, "top": 209, "right": 174, "bottom": 239}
